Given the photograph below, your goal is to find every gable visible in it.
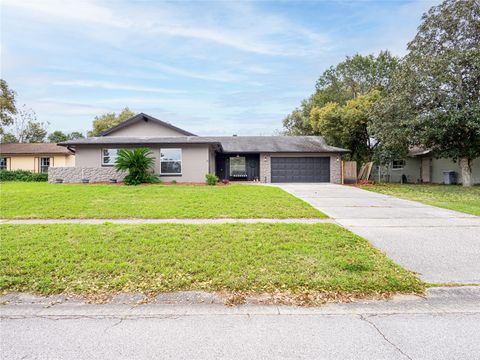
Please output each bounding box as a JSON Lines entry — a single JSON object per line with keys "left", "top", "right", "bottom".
{"left": 102, "top": 113, "right": 195, "bottom": 137}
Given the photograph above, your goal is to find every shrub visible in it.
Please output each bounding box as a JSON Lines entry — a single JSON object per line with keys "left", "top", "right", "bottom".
{"left": 0, "top": 170, "right": 48, "bottom": 182}
{"left": 115, "top": 148, "right": 158, "bottom": 185}
{"left": 205, "top": 173, "right": 219, "bottom": 186}
{"left": 171, "top": 180, "right": 177, "bottom": 184}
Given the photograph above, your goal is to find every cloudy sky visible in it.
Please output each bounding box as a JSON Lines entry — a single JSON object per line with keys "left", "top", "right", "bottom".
{"left": 1, "top": 0, "right": 439, "bottom": 136}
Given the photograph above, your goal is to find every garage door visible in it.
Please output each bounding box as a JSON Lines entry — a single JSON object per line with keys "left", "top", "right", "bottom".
{"left": 271, "top": 157, "right": 330, "bottom": 183}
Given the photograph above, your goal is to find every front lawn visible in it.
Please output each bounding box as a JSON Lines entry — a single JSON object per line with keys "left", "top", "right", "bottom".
{"left": 0, "top": 224, "right": 423, "bottom": 300}
{"left": 361, "top": 184, "right": 480, "bottom": 216}
{"left": 0, "top": 182, "right": 324, "bottom": 219}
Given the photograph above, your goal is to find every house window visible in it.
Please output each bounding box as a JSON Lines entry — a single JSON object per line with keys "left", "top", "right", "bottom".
{"left": 0, "top": 157, "right": 7, "bottom": 170}
{"left": 392, "top": 159, "right": 405, "bottom": 170}
{"left": 230, "top": 156, "right": 247, "bottom": 178}
{"left": 102, "top": 149, "right": 120, "bottom": 166}
{"left": 160, "top": 148, "right": 182, "bottom": 175}
{"left": 40, "top": 157, "right": 50, "bottom": 173}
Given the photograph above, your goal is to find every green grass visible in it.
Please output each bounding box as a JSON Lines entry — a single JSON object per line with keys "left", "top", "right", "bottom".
{"left": 361, "top": 184, "right": 480, "bottom": 216}
{"left": 0, "top": 182, "right": 325, "bottom": 219}
{"left": 0, "top": 223, "right": 423, "bottom": 297}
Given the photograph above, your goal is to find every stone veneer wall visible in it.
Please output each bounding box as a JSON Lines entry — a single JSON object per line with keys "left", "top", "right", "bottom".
{"left": 48, "top": 167, "right": 128, "bottom": 183}
{"left": 259, "top": 153, "right": 342, "bottom": 184}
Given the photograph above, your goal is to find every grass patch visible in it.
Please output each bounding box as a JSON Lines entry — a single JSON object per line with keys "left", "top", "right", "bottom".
{"left": 361, "top": 184, "right": 480, "bottom": 216}
{"left": 0, "top": 223, "right": 423, "bottom": 298}
{"left": 0, "top": 182, "right": 324, "bottom": 219}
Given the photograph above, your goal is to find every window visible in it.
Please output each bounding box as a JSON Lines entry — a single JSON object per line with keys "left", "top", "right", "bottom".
{"left": 40, "top": 157, "right": 50, "bottom": 173}
{"left": 102, "top": 149, "right": 120, "bottom": 166}
{"left": 0, "top": 157, "right": 7, "bottom": 170}
{"left": 230, "top": 156, "right": 247, "bottom": 178}
{"left": 160, "top": 148, "right": 182, "bottom": 175}
{"left": 392, "top": 159, "right": 405, "bottom": 170}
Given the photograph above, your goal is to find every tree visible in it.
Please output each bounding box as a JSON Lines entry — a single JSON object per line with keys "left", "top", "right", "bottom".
{"left": 0, "top": 79, "right": 17, "bottom": 134}
{"left": 0, "top": 133, "right": 18, "bottom": 144}
{"left": 1, "top": 105, "right": 49, "bottom": 143}
{"left": 48, "top": 131, "right": 69, "bottom": 143}
{"left": 115, "top": 148, "right": 157, "bottom": 185}
{"left": 283, "top": 52, "right": 399, "bottom": 163}
{"left": 371, "top": 0, "right": 480, "bottom": 186}
{"left": 89, "top": 107, "right": 135, "bottom": 136}
{"left": 310, "top": 90, "right": 381, "bottom": 162}
{"left": 68, "top": 131, "right": 84, "bottom": 140}
{"left": 48, "top": 130, "right": 85, "bottom": 143}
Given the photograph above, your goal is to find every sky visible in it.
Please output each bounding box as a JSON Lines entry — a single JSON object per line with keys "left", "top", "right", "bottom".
{"left": 1, "top": 0, "right": 440, "bottom": 136}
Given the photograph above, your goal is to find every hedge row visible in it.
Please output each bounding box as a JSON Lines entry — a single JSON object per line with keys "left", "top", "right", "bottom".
{"left": 0, "top": 170, "right": 48, "bottom": 182}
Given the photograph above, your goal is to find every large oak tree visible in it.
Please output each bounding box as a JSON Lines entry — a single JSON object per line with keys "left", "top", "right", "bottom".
{"left": 371, "top": 0, "right": 480, "bottom": 186}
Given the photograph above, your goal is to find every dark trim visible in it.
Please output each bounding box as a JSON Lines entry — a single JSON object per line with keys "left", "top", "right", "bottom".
{"left": 159, "top": 174, "right": 182, "bottom": 177}
{"left": 100, "top": 113, "right": 196, "bottom": 137}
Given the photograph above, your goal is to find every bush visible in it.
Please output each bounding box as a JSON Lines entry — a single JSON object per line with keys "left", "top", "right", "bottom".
{"left": 205, "top": 173, "right": 219, "bottom": 186}
{"left": 0, "top": 170, "right": 48, "bottom": 182}
{"left": 115, "top": 148, "right": 158, "bottom": 185}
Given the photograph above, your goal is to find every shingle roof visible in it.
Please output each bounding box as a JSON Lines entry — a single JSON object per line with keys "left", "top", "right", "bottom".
{"left": 408, "top": 146, "right": 432, "bottom": 157}
{"left": 0, "top": 143, "right": 74, "bottom": 155}
{"left": 100, "top": 113, "right": 196, "bottom": 136}
{"left": 60, "top": 136, "right": 220, "bottom": 146}
{"left": 208, "top": 136, "right": 349, "bottom": 153}
{"left": 60, "top": 136, "right": 349, "bottom": 153}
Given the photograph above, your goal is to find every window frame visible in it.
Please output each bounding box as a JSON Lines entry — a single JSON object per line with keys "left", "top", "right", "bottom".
{"left": 392, "top": 159, "right": 406, "bottom": 170}
{"left": 39, "top": 157, "right": 50, "bottom": 173}
{"left": 229, "top": 156, "right": 247, "bottom": 178}
{"left": 102, "top": 148, "right": 120, "bottom": 167}
{"left": 160, "top": 148, "right": 182, "bottom": 176}
{"left": 0, "top": 157, "right": 8, "bottom": 171}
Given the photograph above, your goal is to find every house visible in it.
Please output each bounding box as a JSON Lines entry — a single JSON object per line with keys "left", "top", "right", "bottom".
{"left": 0, "top": 143, "right": 75, "bottom": 173}
{"left": 52, "top": 113, "right": 349, "bottom": 184}
{"left": 377, "top": 148, "right": 480, "bottom": 184}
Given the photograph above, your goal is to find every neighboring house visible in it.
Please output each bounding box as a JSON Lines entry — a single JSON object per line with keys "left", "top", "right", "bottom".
{"left": 53, "top": 113, "right": 349, "bottom": 184}
{"left": 0, "top": 143, "right": 75, "bottom": 173}
{"left": 377, "top": 148, "right": 480, "bottom": 184}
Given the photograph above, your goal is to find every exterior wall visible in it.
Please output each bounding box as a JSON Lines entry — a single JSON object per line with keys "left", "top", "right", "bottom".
{"left": 106, "top": 120, "right": 187, "bottom": 137}
{"left": 208, "top": 148, "right": 216, "bottom": 174}
{"left": 382, "top": 157, "right": 479, "bottom": 184}
{"left": 259, "top": 152, "right": 342, "bottom": 184}
{"left": 72, "top": 144, "right": 210, "bottom": 183}
{"left": 9, "top": 156, "right": 36, "bottom": 171}
{"left": 386, "top": 158, "right": 421, "bottom": 183}
{"left": 48, "top": 167, "right": 127, "bottom": 183}
{"left": 4, "top": 154, "right": 74, "bottom": 172}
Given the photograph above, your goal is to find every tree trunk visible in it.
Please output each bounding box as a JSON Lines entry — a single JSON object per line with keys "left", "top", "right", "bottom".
{"left": 459, "top": 157, "right": 473, "bottom": 187}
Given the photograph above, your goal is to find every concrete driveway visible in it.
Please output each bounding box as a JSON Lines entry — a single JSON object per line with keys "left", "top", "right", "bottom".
{"left": 276, "top": 184, "right": 480, "bottom": 284}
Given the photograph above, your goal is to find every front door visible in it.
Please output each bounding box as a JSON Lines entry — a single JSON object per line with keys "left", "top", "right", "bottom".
{"left": 421, "top": 157, "right": 431, "bottom": 183}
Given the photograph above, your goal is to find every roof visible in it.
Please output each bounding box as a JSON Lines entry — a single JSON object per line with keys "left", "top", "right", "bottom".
{"left": 408, "top": 146, "right": 432, "bottom": 157}
{"left": 0, "top": 143, "right": 74, "bottom": 155}
{"left": 60, "top": 135, "right": 349, "bottom": 153}
{"left": 208, "top": 136, "right": 349, "bottom": 153}
{"left": 60, "top": 136, "right": 220, "bottom": 146}
{"left": 100, "top": 113, "right": 196, "bottom": 136}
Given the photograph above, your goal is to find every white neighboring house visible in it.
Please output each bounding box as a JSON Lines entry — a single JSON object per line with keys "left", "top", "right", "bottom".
{"left": 377, "top": 148, "right": 479, "bottom": 184}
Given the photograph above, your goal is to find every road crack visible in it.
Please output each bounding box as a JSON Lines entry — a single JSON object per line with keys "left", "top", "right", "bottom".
{"left": 360, "top": 314, "right": 413, "bottom": 360}
{"left": 103, "top": 318, "right": 124, "bottom": 334}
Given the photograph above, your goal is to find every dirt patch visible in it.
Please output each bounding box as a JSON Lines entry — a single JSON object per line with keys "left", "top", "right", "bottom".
{"left": 0, "top": 291, "right": 398, "bottom": 307}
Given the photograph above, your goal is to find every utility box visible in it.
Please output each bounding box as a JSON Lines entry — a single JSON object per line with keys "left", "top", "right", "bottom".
{"left": 443, "top": 171, "right": 457, "bottom": 185}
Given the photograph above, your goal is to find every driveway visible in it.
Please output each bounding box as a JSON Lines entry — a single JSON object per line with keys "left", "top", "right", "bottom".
{"left": 276, "top": 184, "right": 480, "bottom": 284}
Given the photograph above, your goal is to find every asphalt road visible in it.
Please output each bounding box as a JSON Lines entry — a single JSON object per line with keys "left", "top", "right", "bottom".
{"left": 1, "top": 287, "right": 479, "bottom": 360}
{"left": 277, "top": 183, "right": 480, "bottom": 284}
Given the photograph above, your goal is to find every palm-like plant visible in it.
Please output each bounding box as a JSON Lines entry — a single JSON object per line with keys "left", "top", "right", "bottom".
{"left": 115, "top": 148, "right": 157, "bottom": 185}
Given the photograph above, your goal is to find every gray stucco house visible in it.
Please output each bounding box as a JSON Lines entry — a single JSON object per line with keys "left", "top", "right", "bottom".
{"left": 377, "top": 148, "right": 480, "bottom": 185}
{"left": 52, "top": 113, "right": 349, "bottom": 184}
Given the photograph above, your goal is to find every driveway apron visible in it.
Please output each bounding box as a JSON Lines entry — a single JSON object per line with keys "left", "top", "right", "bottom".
{"left": 276, "top": 184, "right": 480, "bottom": 284}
